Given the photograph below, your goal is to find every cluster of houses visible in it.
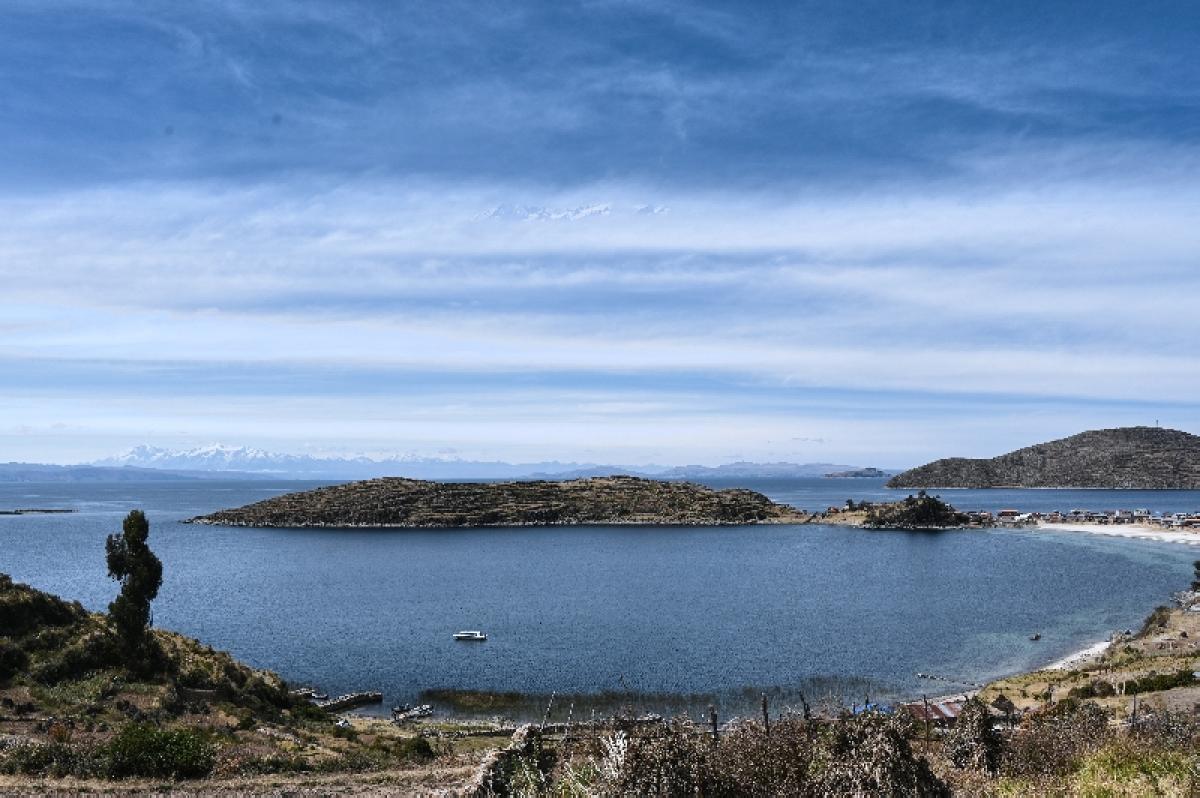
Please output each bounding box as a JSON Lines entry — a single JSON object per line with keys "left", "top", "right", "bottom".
{"left": 985, "top": 508, "right": 1200, "bottom": 528}
{"left": 916, "top": 507, "right": 1200, "bottom": 529}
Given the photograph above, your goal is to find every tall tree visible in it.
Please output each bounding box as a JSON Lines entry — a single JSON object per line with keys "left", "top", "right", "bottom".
{"left": 106, "top": 510, "right": 163, "bottom": 667}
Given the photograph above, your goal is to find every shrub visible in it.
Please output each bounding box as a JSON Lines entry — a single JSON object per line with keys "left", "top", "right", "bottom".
{"left": 104, "top": 722, "right": 215, "bottom": 779}
{"left": 289, "top": 700, "right": 329, "bottom": 722}
{"left": 0, "top": 639, "right": 28, "bottom": 683}
{"left": 1125, "top": 669, "right": 1196, "bottom": 695}
{"left": 396, "top": 735, "right": 435, "bottom": 761}
{"left": 600, "top": 718, "right": 718, "bottom": 794}
{"left": 1139, "top": 606, "right": 1173, "bottom": 635}
{"left": 810, "top": 712, "right": 948, "bottom": 796}
{"left": 1130, "top": 708, "right": 1200, "bottom": 750}
{"left": 0, "top": 741, "right": 102, "bottom": 777}
{"left": 1004, "top": 699, "right": 1111, "bottom": 777}
{"left": 29, "top": 631, "right": 120, "bottom": 684}
{"left": 1067, "top": 679, "right": 1116, "bottom": 699}
{"left": 944, "top": 698, "right": 1004, "bottom": 773}
{"left": 597, "top": 712, "right": 948, "bottom": 796}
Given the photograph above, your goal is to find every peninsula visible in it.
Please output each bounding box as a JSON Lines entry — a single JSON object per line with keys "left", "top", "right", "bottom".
{"left": 187, "top": 475, "right": 808, "bottom": 528}
{"left": 888, "top": 426, "right": 1200, "bottom": 489}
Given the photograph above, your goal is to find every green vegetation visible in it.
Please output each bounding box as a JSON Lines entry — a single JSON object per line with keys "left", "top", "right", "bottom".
{"left": 105, "top": 509, "right": 163, "bottom": 674}
{"left": 422, "top": 688, "right": 527, "bottom": 712}
{"left": 191, "top": 475, "right": 807, "bottom": 528}
{"left": 0, "top": 500, "right": 467, "bottom": 788}
{"left": 105, "top": 723, "right": 216, "bottom": 778}
{"left": 1138, "top": 605, "right": 1172, "bottom": 635}
{"left": 1122, "top": 668, "right": 1196, "bottom": 695}
{"left": 0, "top": 722, "right": 214, "bottom": 779}
{"left": 863, "top": 491, "right": 967, "bottom": 529}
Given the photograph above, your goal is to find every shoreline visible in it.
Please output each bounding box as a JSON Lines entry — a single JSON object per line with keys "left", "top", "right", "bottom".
{"left": 1044, "top": 639, "right": 1112, "bottom": 671}
{"left": 1035, "top": 521, "right": 1200, "bottom": 546}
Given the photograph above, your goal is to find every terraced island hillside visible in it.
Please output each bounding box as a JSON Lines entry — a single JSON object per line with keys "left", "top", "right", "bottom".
{"left": 188, "top": 475, "right": 808, "bottom": 528}
{"left": 889, "top": 426, "right": 1200, "bottom": 489}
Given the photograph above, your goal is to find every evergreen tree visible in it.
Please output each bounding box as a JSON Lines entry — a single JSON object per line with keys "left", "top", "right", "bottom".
{"left": 106, "top": 510, "right": 163, "bottom": 669}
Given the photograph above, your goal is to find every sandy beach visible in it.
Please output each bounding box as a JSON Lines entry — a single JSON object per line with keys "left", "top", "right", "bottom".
{"left": 1045, "top": 640, "right": 1112, "bottom": 671}
{"left": 1036, "top": 521, "right": 1200, "bottom": 546}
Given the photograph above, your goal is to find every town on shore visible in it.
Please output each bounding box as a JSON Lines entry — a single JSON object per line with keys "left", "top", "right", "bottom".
{"left": 823, "top": 495, "right": 1200, "bottom": 531}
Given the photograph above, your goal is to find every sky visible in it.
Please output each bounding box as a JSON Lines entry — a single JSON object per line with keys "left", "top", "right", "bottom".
{"left": 3, "top": 1, "right": 1200, "bottom": 467}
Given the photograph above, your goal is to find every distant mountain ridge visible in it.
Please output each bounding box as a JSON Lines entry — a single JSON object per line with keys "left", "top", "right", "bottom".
{"left": 89, "top": 445, "right": 870, "bottom": 481}
{"left": 93, "top": 445, "right": 606, "bottom": 480}
{"left": 0, "top": 463, "right": 253, "bottom": 483}
{"left": 888, "top": 426, "right": 1200, "bottom": 489}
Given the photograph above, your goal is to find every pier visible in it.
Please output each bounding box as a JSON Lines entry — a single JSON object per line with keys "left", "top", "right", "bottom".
{"left": 315, "top": 691, "right": 384, "bottom": 712}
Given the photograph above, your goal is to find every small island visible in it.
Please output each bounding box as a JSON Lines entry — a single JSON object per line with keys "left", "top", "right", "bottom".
{"left": 823, "top": 467, "right": 890, "bottom": 478}
{"left": 821, "top": 492, "right": 973, "bottom": 530}
{"left": 188, "top": 475, "right": 809, "bottom": 528}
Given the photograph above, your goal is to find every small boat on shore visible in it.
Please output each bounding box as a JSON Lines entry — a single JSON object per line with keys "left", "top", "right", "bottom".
{"left": 453, "top": 630, "right": 487, "bottom": 641}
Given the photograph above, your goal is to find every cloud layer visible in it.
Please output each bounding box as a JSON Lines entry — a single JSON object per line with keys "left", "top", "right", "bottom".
{"left": 3, "top": 2, "right": 1199, "bottom": 464}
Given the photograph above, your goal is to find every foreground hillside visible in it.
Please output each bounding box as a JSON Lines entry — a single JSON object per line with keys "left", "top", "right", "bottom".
{"left": 8, "top": 571, "right": 1200, "bottom": 794}
{"left": 188, "top": 475, "right": 808, "bottom": 528}
{"left": 889, "top": 426, "right": 1200, "bottom": 489}
{"left": 0, "top": 574, "right": 497, "bottom": 791}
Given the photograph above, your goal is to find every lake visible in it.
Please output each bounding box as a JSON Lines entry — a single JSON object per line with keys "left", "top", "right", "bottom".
{"left": 3, "top": 478, "right": 1199, "bottom": 719}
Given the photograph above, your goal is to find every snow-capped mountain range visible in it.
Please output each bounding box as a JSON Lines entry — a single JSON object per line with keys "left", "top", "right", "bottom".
{"left": 85, "top": 445, "right": 880, "bottom": 481}
{"left": 91, "top": 445, "right": 597, "bottom": 480}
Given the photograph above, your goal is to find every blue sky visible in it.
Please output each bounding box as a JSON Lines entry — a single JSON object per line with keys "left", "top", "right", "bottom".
{"left": 3, "top": 1, "right": 1200, "bottom": 466}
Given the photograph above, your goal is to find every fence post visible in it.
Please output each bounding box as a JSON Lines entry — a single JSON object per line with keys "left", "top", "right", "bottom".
{"left": 709, "top": 705, "right": 719, "bottom": 746}
{"left": 761, "top": 693, "right": 770, "bottom": 736}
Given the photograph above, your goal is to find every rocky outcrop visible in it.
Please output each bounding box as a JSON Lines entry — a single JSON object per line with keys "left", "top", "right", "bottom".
{"left": 188, "top": 475, "right": 807, "bottom": 528}
{"left": 888, "top": 427, "right": 1200, "bottom": 489}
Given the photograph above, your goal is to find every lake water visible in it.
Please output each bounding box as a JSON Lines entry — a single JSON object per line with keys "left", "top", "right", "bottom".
{"left": 3, "top": 478, "right": 1199, "bottom": 719}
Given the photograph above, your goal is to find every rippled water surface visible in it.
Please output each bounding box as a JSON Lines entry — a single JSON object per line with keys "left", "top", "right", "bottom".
{"left": 3, "top": 478, "right": 1198, "bottom": 717}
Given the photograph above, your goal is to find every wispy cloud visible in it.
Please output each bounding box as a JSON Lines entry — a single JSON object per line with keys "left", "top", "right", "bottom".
{"left": 2, "top": 2, "right": 1199, "bottom": 463}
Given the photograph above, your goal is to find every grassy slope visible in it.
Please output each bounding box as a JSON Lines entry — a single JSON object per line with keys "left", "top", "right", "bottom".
{"left": 0, "top": 574, "right": 497, "bottom": 789}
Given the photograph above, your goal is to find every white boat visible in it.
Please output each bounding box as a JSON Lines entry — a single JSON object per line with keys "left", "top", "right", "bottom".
{"left": 453, "top": 630, "right": 487, "bottom": 641}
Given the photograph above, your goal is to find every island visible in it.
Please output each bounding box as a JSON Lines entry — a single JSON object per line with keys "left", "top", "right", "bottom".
{"left": 888, "top": 426, "right": 1200, "bottom": 489}
{"left": 823, "top": 467, "right": 890, "bottom": 478}
{"left": 187, "top": 475, "right": 810, "bottom": 528}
